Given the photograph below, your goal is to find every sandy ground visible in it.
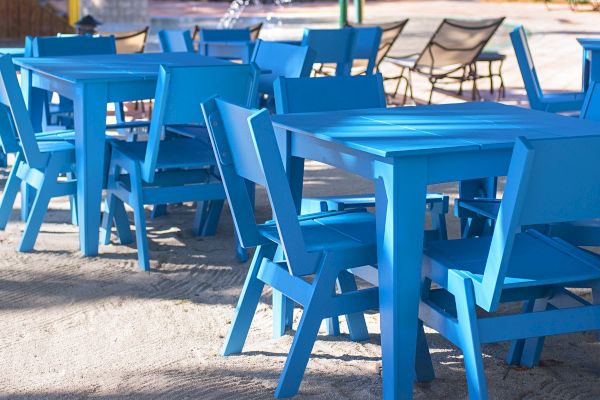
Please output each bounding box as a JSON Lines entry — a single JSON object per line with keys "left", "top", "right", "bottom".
{"left": 3, "top": 1, "right": 600, "bottom": 399}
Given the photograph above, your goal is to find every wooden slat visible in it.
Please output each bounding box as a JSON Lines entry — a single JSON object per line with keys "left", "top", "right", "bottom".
{"left": 0, "top": 0, "right": 74, "bottom": 40}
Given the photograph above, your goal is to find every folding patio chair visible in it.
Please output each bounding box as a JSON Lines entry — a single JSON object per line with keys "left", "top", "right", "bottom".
{"left": 158, "top": 29, "right": 194, "bottom": 53}
{"left": 301, "top": 28, "right": 355, "bottom": 76}
{"left": 355, "top": 20, "right": 409, "bottom": 77}
{"left": 419, "top": 135, "right": 600, "bottom": 399}
{"left": 511, "top": 25, "right": 585, "bottom": 113}
{"left": 0, "top": 55, "right": 77, "bottom": 251}
{"left": 202, "top": 97, "right": 408, "bottom": 398}
{"left": 100, "top": 64, "right": 259, "bottom": 270}
{"left": 385, "top": 17, "right": 505, "bottom": 104}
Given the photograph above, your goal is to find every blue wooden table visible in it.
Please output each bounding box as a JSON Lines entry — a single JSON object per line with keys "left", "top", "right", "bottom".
{"left": 14, "top": 52, "right": 231, "bottom": 256}
{"left": 0, "top": 48, "right": 25, "bottom": 58}
{"left": 577, "top": 37, "right": 600, "bottom": 90}
{"left": 271, "top": 102, "right": 600, "bottom": 399}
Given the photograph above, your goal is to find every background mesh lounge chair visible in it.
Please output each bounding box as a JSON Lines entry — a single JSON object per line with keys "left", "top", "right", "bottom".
{"left": 510, "top": 25, "right": 585, "bottom": 113}
{"left": 385, "top": 17, "right": 505, "bottom": 104}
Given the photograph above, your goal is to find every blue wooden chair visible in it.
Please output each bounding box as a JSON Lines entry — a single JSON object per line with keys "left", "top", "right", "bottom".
{"left": 250, "top": 39, "right": 315, "bottom": 107}
{"left": 100, "top": 64, "right": 259, "bottom": 270}
{"left": 158, "top": 29, "right": 195, "bottom": 53}
{"left": 511, "top": 25, "right": 585, "bottom": 113}
{"left": 201, "top": 97, "right": 390, "bottom": 398}
{"left": 321, "top": 26, "right": 382, "bottom": 76}
{"left": 456, "top": 80, "right": 600, "bottom": 241}
{"left": 420, "top": 135, "right": 600, "bottom": 399}
{"left": 301, "top": 28, "right": 355, "bottom": 76}
{"left": 197, "top": 28, "right": 253, "bottom": 62}
{"left": 0, "top": 55, "right": 77, "bottom": 251}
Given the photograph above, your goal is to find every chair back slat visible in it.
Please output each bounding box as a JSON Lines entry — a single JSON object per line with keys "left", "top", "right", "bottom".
{"left": 0, "top": 56, "right": 45, "bottom": 168}
{"left": 33, "top": 35, "right": 116, "bottom": 56}
{"left": 301, "top": 28, "right": 355, "bottom": 76}
{"left": 0, "top": 103, "right": 20, "bottom": 154}
{"left": 250, "top": 40, "right": 315, "bottom": 96}
{"left": 510, "top": 25, "right": 544, "bottom": 110}
{"left": 481, "top": 136, "right": 600, "bottom": 310}
{"left": 142, "top": 64, "right": 260, "bottom": 182}
{"left": 274, "top": 74, "right": 386, "bottom": 114}
{"left": 580, "top": 80, "right": 600, "bottom": 121}
{"left": 158, "top": 29, "right": 194, "bottom": 53}
{"left": 348, "top": 26, "right": 382, "bottom": 74}
{"left": 415, "top": 18, "right": 504, "bottom": 72}
{"left": 202, "top": 97, "right": 321, "bottom": 276}
{"left": 199, "top": 28, "right": 251, "bottom": 42}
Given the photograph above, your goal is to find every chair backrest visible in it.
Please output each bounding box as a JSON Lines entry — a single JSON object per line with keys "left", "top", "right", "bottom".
{"left": 33, "top": 34, "right": 116, "bottom": 57}
{"left": 199, "top": 28, "right": 251, "bottom": 42}
{"left": 510, "top": 26, "right": 545, "bottom": 110}
{"left": 250, "top": 40, "right": 315, "bottom": 96}
{"left": 414, "top": 18, "right": 504, "bottom": 73}
{"left": 481, "top": 136, "right": 600, "bottom": 311}
{"left": 274, "top": 74, "right": 386, "bottom": 114}
{"left": 249, "top": 22, "right": 263, "bottom": 41}
{"left": 158, "top": 29, "right": 194, "bottom": 53}
{"left": 580, "top": 80, "right": 600, "bottom": 121}
{"left": 348, "top": 26, "right": 383, "bottom": 74}
{"left": 301, "top": 28, "right": 355, "bottom": 76}
{"left": 142, "top": 64, "right": 260, "bottom": 182}
{"left": 109, "top": 27, "right": 149, "bottom": 53}
{"left": 0, "top": 56, "right": 45, "bottom": 169}
{"left": 202, "top": 97, "right": 321, "bottom": 276}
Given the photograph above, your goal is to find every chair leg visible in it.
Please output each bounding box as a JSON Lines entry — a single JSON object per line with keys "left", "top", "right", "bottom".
{"left": 0, "top": 153, "right": 23, "bottom": 230}
{"left": 194, "top": 199, "right": 224, "bottom": 236}
{"left": 593, "top": 282, "right": 600, "bottom": 342}
{"left": 18, "top": 169, "right": 56, "bottom": 252}
{"left": 519, "top": 298, "right": 550, "bottom": 368}
{"left": 150, "top": 204, "right": 168, "bottom": 219}
{"left": 273, "top": 290, "right": 295, "bottom": 338}
{"left": 506, "top": 298, "right": 536, "bottom": 365}
{"left": 274, "top": 262, "right": 339, "bottom": 398}
{"left": 66, "top": 172, "right": 78, "bottom": 226}
{"left": 337, "top": 270, "right": 369, "bottom": 342}
{"left": 20, "top": 180, "right": 34, "bottom": 222}
{"left": 456, "top": 278, "right": 488, "bottom": 400}
{"left": 429, "top": 202, "right": 448, "bottom": 241}
{"left": 223, "top": 244, "right": 275, "bottom": 355}
{"left": 428, "top": 79, "right": 437, "bottom": 104}
{"left": 415, "top": 319, "right": 435, "bottom": 382}
{"left": 113, "top": 196, "right": 133, "bottom": 245}
{"left": 130, "top": 166, "right": 150, "bottom": 271}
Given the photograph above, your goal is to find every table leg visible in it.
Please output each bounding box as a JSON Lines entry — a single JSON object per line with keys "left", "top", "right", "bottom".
{"left": 74, "top": 82, "right": 108, "bottom": 256}
{"left": 375, "top": 158, "right": 427, "bottom": 400}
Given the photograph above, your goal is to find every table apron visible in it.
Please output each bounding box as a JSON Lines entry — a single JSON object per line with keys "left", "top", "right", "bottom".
{"left": 286, "top": 129, "right": 513, "bottom": 184}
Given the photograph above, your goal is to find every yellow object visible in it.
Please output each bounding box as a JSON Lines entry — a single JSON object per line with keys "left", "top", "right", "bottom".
{"left": 68, "top": 0, "right": 80, "bottom": 26}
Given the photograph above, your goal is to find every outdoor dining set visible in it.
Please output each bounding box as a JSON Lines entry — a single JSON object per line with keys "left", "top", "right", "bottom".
{"left": 2, "top": 15, "right": 600, "bottom": 400}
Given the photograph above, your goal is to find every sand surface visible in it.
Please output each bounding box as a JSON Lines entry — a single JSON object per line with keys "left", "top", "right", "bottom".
{"left": 3, "top": 1, "right": 600, "bottom": 398}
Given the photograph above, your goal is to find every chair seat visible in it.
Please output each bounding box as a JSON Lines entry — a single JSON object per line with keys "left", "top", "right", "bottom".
{"left": 457, "top": 198, "right": 500, "bottom": 219}
{"left": 385, "top": 54, "right": 418, "bottom": 68}
{"left": 38, "top": 140, "right": 75, "bottom": 153}
{"left": 165, "top": 124, "right": 209, "bottom": 140}
{"left": 35, "top": 129, "right": 76, "bottom": 141}
{"left": 423, "top": 232, "right": 600, "bottom": 292}
{"left": 111, "top": 138, "right": 216, "bottom": 170}
{"left": 259, "top": 211, "right": 376, "bottom": 253}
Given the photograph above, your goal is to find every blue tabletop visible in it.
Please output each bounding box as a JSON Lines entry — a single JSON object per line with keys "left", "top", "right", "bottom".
{"left": 272, "top": 102, "right": 600, "bottom": 158}
{"left": 14, "top": 52, "right": 231, "bottom": 83}
{"left": 578, "top": 38, "right": 600, "bottom": 50}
